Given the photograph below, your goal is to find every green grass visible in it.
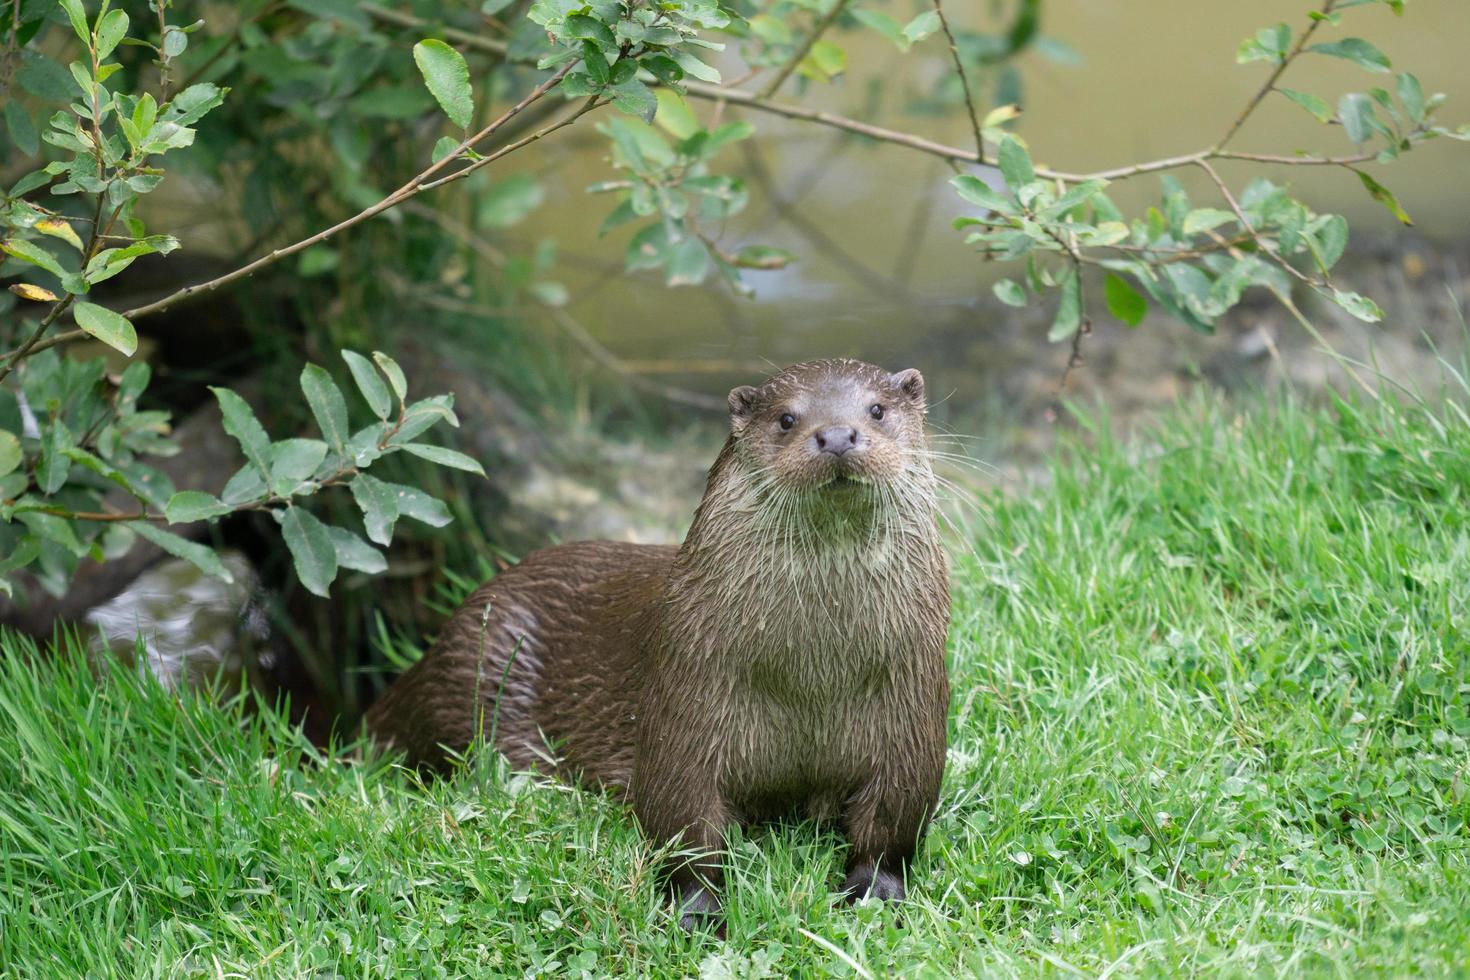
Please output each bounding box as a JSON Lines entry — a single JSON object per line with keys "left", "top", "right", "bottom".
{"left": 3, "top": 384, "right": 1469, "bottom": 977}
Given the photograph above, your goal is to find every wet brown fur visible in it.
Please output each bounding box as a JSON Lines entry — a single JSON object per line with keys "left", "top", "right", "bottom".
{"left": 366, "top": 359, "right": 950, "bottom": 924}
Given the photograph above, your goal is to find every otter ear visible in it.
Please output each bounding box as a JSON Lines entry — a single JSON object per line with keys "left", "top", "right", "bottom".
{"left": 727, "top": 385, "right": 758, "bottom": 432}
{"left": 890, "top": 368, "right": 926, "bottom": 409}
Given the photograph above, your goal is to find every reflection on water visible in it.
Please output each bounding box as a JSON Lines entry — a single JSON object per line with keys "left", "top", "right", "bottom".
{"left": 511, "top": 0, "right": 1469, "bottom": 409}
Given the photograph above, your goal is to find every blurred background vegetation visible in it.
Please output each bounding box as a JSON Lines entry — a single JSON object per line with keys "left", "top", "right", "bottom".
{"left": 1, "top": 0, "right": 1466, "bottom": 736}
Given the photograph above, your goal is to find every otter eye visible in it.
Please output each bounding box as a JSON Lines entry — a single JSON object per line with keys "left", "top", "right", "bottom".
{"left": 779, "top": 413, "right": 796, "bottom": 431}
{"left": 869, "top": 404, "right": 885, "bottom": 420}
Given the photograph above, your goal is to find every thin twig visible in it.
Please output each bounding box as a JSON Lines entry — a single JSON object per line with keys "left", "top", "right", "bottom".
{"left": 931, "top": 0, "right": 986, "bottom": 163}
{"left": 759, "top": 0, "right": 852, "bottom": 98}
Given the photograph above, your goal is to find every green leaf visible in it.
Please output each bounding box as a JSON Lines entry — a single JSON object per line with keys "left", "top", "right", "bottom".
{"left": 398, "top": 443, "right": 486, "bottom": 476}
{"left": 641, "top": 54, "right": 684, "bottom": 88}
{"left": 672, "top": 50, "right": 721, "bottom": 84}
{"left": 902, "top": 10, "right": 941, "bottom": 44}
{"left": 1338, "top": 93, "right": 1376, "bottom": 144}
{"left": 279, "top": 506, "right": 338, "bottom": 597}
{"left": 162, "top": 27, "right": 187, "bottom": 58}
{"left": 1396, "top": 72, "right": 1424, "bottom": 122}
{"left": 1182, "top": 208, "right": 1236, "bottom": 235}
{"left": 95, "top": 9, "right": 129, "bottom": 62}
{"left": 951, "top": 174, "right": 1014, "bottom": 213}
{"left": 799, "top": 40, "right": 847, "bottom": 83}
{"left": 1, "top": 239, "right": 67, "bottom": 279}
{"left": 165, "top": 491, "right": 233, "bottom": 523}
{"left": 343, "top": 351, "right": 392, "bottom": 420}
{"left": 371, "top": 351, "right": 408, "bottom": 405}
{"left": 387, "top": 397, "right": 458, "bottom": 446}
{"left": 611, "top": 78, "right": 658, "bottom": 124}
{"left": 1307, "top": 38, "right": 1391, "bottom": 73}
{"left": 57, "top": 0, "right": 89, "bottom": 47}
{"left": 581, "top": 41, "right": 610, "bottom": 87}
{"left": 62, "top": 447, "right": 143, "bottom": 497}
{"left": 162, "top": 83, "right": 226, "bottom": 127}
{"left": 1236, "top": 23, "right": 1290, "bottom": 64}
{"left": 300, "top": 364, "right": 351, "bottom": 456}
{"left": 18, "top": 510, "right": 86, "bottom": 556}
{"left": 220, "top": 464, "right": 266, "bottom": 506}
{"left": 653, "top": 89, "right": 699, "bottom": 140}
{"left": 431, "top": 135, "right": 459, "bottom": 163}
{"left": 386, "top": 482, "right": 453, "bottom": 527}
{"left": 350, "top": 473, "right": 399, "bottom": 545}
{"left": 327, "top": 525, "right": 387, "bottom": 575}
{"left": 270, "top": 439, "right": 329, "bottom": 495}
{"left": 1314, "top": 214, "right": 1349, "bottom": 270}
{"left": 1049, "top": 271, "right": 1083, "bottom": 342}
{"left": 37, "top": 418, "right": 72, "bottom": 495}
{"left": 1279, "top": 88, "right": 1333, "bottom": 123}
{"left": 993, "top": 278, "right": 1027, "bottom": 307}
{"left": 665, "top": 237, "right": 710, "bottom": 287}
{"left": 608, "top": 59, "right": 637, "bottom": 86}
{"left": 134, "top": 523, "right": 235, "bottom": 583}
{"left": 412, "top": 39, "right": 474, "bottom": 129}
{"left": 1048, "top": 179, "right": 1109, "bottom": 216}
{"left": 0, "top": 430, "right": 21, "bottom": 479}
{"left": 997, "top": 137, "right": 1035, "bottom": 191}
{"left": 564, "top": 14, "right": 616, "bottom": 49}
{"left": 210, "top": 387, "right": 274, "bottom": 480}
{"left": 1328, "top": 288, "right": 1384, "bottom": 323}
{"left": 1356, "top": 171, "right": 1413, "bottom": 225}
{"left": 1104, "top": 273, "right": 1147, "bottom": 327}
{"left": 72, "top": 303, "right": 138, "bottom": 357}
{"left": 4, "top": 102, "right": 39, "bottom": 157}
{"left": 0, "top": 535, "right": 40, "bottom": 575}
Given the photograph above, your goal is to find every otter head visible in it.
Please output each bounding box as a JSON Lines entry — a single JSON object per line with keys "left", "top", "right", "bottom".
{"left": 726, "top": 359, "right": 929, "bottom": 499}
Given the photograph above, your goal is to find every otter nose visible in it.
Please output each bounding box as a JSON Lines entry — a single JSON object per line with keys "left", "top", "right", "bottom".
{"left": 813, "top": 426, "right": 859, "bottom": 456}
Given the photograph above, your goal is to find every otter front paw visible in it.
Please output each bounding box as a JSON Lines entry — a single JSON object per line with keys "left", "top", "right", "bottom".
{"left": 840, "top": 860, "right": 905, "bottom": 903}
{"left": 675, "top": 883, "right": 725, "bottom": 935}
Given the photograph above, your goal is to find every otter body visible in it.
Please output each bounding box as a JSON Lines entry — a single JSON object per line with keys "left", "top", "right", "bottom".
{"left": 367, "top": 359, "right": 950, "bottom": 924}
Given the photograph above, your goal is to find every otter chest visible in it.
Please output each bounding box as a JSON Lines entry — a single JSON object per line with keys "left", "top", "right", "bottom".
{"left": 709, "top": 542, "right": 928, "bottom": 813}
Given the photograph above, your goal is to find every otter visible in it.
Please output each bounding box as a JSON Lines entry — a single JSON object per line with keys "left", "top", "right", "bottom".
{"left": 366, "top": 359, "right": 950, "bottom": 927}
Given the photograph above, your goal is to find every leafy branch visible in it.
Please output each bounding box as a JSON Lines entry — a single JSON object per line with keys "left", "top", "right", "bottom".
{"left": 944, "top": 0, "right": 1465, "bottom": 370}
